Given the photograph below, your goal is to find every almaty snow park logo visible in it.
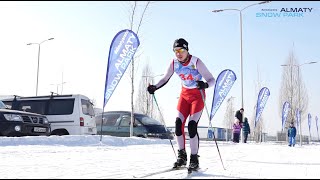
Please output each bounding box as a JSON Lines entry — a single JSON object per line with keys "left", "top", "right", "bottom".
{"left": 256, "top": 7, "right": 314, "bottom": 18}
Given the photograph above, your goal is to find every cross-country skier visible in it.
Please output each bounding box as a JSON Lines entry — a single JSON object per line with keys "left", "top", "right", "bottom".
{"left": 147, "top": 38, "right": 215, "bottom": 171}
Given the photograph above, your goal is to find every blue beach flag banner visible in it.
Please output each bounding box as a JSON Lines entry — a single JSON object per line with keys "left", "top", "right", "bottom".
{"left": 296, "top": 108, "right": 300, "bottom": 132}
{"left": 282, "top": 101, "right": 290, "bottom": 131}
{"left": 209, "top": 69, "right": 237, "bottom": 121}
{"left": 103, "top": 29, "right": 140, "bottom": 108}
{"left": 255, "top": 87, "right": 270, "bottom": 128}
{"left": 316, "top": 116, "right": 319, "bottom": 136}
{"left": 308, "top": 113, "right": 312, "bottom": 135}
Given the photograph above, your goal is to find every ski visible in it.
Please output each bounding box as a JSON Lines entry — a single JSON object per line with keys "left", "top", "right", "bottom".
{"left": 187, "top": 167, "right": 198, "bottom": 174}
{"left": 133, "top": 166, "right": 187, "bottom": 178}
{"left": 187, "top": 167, "right": 208, "bottom": 176}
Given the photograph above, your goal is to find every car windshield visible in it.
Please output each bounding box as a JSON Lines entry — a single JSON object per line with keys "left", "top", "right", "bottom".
{"left": 0, "top": 100, "right": 7, "bottom": 109}
{"left": 135, "top": 114, "right": 162, "bottom": 125}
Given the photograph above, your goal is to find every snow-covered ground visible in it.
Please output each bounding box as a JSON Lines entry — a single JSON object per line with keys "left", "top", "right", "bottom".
{"left": 0, "top": 135, "right": 319, "bottom": 179}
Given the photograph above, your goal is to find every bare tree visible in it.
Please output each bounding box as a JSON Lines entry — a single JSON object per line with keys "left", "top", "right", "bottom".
{"left": 134, "top": 60, "right": 163, "bottom": 120}
{"left": 135, "top": 61, "right": 153, "bottom": 115}
{"left": 252, "top": 105, "right": 264, "bottom": 143}
{"left": 224, "top": 96, "right": 235, "bottom": 129}
{"left": 279, "top": 49, "right": 309, "bottom": 132}
{"left": 122, "top": 1, "right": 152, "bottom": 137}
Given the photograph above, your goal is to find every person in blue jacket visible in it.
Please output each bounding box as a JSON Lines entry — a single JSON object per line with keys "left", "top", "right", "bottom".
{"left": 288, "top": 122, "right": 297, "bottom": 147}
{"left": 242, "top": 117, "right": 250, "bottom": 143}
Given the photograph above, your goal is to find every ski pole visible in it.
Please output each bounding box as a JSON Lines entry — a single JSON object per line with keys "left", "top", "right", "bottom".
{"left": 152, "top": 93, "right": 177, "bottom": 159}
{"left": 200, "top": 89, "right": 226, "bottom": 170}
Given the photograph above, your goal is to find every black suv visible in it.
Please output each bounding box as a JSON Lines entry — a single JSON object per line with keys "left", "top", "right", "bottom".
{"left": 0, "top": 100, "right": 50, "bottom": 137}
{"left": 96, "top": 111, "right": 174, "bottom": 140}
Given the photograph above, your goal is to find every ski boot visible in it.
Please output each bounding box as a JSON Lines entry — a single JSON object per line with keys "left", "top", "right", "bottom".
{"left": 188, "top": 154, "right": 200, "bottom": 173}
{"left": 173, "top": 149, "right": 187, "bottom": 168}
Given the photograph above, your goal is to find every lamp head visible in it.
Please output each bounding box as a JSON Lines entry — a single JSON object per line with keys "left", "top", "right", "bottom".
{"left": 259, "top": 1, "right": 271, "bottom": 4}
{"left": 212, "top": 9, "right": 223, "bottom": 13}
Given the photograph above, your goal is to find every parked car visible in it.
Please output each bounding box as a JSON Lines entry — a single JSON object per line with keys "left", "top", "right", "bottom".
{"left": 1, "top": 94, "right": 97, "bottom": 136}
{"left": 96, "top": 111, "right": 174, "bottom": 140}
{"left": 0, "top": 100, "right": 50, "bottom": 137}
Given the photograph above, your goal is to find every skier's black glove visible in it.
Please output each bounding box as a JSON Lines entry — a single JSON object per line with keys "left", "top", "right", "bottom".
{"left": 147, "top": 85, "right": 157, "bottom": 94}
{"left": 196, "top": 81, "right": 209, "bottom": 89}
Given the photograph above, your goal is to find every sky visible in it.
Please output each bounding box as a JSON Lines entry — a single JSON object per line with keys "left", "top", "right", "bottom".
{"left": 1, "top": 1, "right": 320, "bottom": 137}
{"left": 0, "top": 135, "right": 320, "bottom": 178}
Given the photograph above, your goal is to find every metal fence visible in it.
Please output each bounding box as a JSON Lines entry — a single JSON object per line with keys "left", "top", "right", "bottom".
{"left": 167, "top": 126, "right": 315, "bottom": 143}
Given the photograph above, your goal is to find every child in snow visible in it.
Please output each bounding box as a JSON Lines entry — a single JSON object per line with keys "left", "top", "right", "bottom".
{"left": 233, "top": 119, "right": 242, "bottom": 143}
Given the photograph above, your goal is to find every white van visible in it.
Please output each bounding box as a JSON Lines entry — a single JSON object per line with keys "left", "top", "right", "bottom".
{"left": 1, "top": 94, "right": 97, "bottom": 135}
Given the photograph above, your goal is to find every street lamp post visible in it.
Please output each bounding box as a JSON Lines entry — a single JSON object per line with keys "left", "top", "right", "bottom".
{"left": 50, "top": 82, "right": 66, "bottom": 95}
{"left": 27, "top": 38, "right": 54, "bottom": 96}
{"left": 60, "top": 82, "right": 67, "bottom": 95}
{"left": 50, "top": 83, "right": 60, "bottom": 95}
{"left": 281, "top": 61, "right": 317, "bottom": 146}
{"left": 212, "top": 1, "right": 271, "bottom": 142}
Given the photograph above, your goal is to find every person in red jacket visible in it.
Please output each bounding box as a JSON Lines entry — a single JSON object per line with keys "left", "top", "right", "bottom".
{"left": 147, "top": 38, "right": 215, "bottom": 171}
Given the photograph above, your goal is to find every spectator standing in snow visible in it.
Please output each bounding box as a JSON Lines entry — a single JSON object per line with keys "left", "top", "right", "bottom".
{"left": 242, "top": 117, "right": 251, "bottom": 143}
{"left": 288, "top": 122, "right": 297, "bottom": 147}
{"left": 235, "top": 108, "right": 244, "bottom": 125}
